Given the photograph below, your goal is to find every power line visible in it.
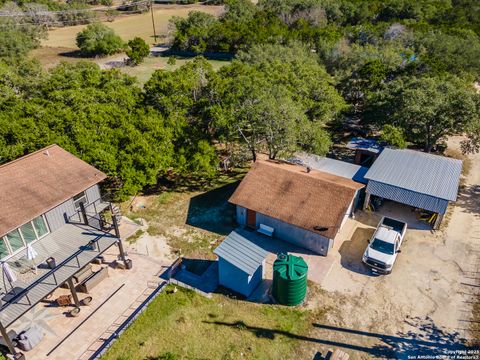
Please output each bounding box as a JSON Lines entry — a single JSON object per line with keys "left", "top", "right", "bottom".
{"left": 0, "top": 0, "right": 150, "bottom": 17}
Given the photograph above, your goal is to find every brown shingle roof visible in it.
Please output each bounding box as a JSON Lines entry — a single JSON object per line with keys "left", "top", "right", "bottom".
{"left": 229, "top": 160, "right": 364, "bottom": 239}
{"left": 0, "top": 145, "right": 106, "bottom": 237}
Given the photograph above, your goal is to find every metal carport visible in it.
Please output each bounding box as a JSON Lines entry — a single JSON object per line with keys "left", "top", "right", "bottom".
{"left": 363, "top": 148, "right": 462, "bottom": 229}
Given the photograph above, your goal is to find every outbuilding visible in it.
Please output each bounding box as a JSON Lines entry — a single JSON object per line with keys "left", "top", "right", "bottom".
{"left": 229, "top": 160, "right": 365, "bottom": 256}
{"left": 214, "top": 230, "right": 268, "bottom": 297}
{"left": 346, "top": 137, "right": 384, "bottom": 166}
{"left": 363, "top": 148, "right": 462, "bottom": 229}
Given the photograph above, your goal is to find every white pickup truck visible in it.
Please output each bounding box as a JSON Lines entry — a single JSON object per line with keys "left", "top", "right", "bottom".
{"left": 362, "top": 216, "right": 407, "bottom": 274}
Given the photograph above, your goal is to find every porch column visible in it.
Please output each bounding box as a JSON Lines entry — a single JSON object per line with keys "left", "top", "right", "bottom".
{"left": 433, "top": 213, "right": 443, "bottom": 230}
{"left": 0, "top": 321, "right": 18, "bottom": 357}
{"left": 363, "top": 192, "right": 371, "bottom": 211}
{"left": 79, "top": 202, "right": 89, "bottom": 226}
{"left": 67, "top": 278, "right": 80, "bottom": 307}
{"left": 117, "top": 239, "right": 128, "bottom": 268}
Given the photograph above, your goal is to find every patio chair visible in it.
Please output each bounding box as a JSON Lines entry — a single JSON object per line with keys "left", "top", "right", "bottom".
{"left": 16, "top": 325, "right": 44, "bottom": 352}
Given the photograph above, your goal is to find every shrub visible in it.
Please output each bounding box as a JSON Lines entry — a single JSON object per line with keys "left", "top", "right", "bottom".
{"left": 380, "top": 124, "right": 407, "bottom": 149}
{"left": 76, "top": 23, "right": 124, "bottom": 56}
{"left": 126, "top": 37, "right": 150, "bottom": 65}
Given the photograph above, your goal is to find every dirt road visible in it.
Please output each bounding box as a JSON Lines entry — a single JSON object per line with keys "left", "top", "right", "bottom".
{"left": 302, "top": 136, "right": 480, "bottom": 359}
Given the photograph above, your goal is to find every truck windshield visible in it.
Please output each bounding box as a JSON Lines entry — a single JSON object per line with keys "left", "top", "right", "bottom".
{"left": 370, "top": 238, "right": 395, "bottom": 255}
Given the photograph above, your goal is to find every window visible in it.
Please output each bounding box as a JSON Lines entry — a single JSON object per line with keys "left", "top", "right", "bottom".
{"left": 73, "top": 191, "right": 88, "bottom": 211}
{"left": 32, "top": 216, "right": 49, "bottom": 238}
{"left": 20, "top": 222, "right": 36, "bottom": 243}
{"left": 0, "top": 239, "right": 9, "bottom": 259}
{"left": 1, "top": 215, "right": 50, "bottom": 260}
{"left": 5, "top": 229, "right": 24, "bottom": 253}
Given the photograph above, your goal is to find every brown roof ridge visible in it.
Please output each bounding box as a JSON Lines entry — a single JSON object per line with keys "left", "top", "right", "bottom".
{"left": 0, "top": 145, "right": 107, "bottom": 237}
{"left": 229, "top": 159, "right": 364, "bottom": 239}
{"left": 0, "top": 144, "right": 59, "bottom": 170}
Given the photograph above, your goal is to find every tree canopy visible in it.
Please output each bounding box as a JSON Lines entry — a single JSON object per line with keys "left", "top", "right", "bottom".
{"left": 76, "top": 23, "right": 124, "bottom": 56}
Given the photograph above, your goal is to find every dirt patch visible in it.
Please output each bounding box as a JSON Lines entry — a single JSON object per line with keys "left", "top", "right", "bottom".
{"left": 121, "top": 175, "right": 243, "bottom": 260}
{"left": 300, "top": 136, "right": 480, "bottom": 358}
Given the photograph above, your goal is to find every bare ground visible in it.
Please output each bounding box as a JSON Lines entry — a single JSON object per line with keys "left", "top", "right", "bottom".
{"left": 299, "top": 136, "right": 480, "bottom": 358}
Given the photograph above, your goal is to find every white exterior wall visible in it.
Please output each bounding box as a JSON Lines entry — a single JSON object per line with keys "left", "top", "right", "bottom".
{"left": 340, "top": 199, "right": 355, "bottom": 230}
{"left": 255, "top": 213, "right": 332, "bottom": 256}
{"left": 234, "top": 203, "right": 357, "bottom": 256}
{"left": 44, "top": 184, "right": 103, "bottom": 232}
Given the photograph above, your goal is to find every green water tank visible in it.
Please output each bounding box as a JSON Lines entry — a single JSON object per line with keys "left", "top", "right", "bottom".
{"left": 272, "top": 253, "right": 308, "bottom": 306}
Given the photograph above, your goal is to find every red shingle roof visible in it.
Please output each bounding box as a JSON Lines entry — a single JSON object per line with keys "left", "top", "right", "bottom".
{"left": 0, "top": 145, "right": 106, "bottom": 237}
{"left": 229, "top": 160, "right": 364, "bottom": 239}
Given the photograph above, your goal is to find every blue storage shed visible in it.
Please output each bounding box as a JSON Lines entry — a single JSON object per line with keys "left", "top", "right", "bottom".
{"left": 214, "top": 230, "right": 268, "bottom": 297}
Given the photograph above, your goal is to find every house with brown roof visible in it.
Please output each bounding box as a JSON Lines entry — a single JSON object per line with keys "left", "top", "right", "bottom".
{"left": 0, "top": 145, "right": 129, "bottom": 357}
{"left": 229, "top": 160, "right": 365, "bottom": 256}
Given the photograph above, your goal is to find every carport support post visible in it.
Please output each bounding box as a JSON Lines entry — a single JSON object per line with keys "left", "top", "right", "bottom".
{"left": 0, "top": 321, "right": 18, "bottom": 357}
{"left": 67, "top": 278, "right": 80, "bottom": 307}
{"left": 433, "top": 213, "right": 443, "bottom": 230}
{"left": 363, "top": 192, "right": 371, "bottom": 210}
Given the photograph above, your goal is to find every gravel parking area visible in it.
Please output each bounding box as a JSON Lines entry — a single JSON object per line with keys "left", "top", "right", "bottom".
{"left": 300, "top": 137, "right": 480, "bottom": 359}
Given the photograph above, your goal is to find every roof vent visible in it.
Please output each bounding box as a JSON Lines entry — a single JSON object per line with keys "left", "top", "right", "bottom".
{"left": 314, "top": 226, "right": 329, "bottom": 232}
{"left": 306, "top": 166, "right": 311, "bottom": 173}
{"left": 43, "top": 150, "right": 50, "bottom": 157}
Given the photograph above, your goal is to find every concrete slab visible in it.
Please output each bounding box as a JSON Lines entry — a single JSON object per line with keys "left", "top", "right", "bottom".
{"left": 235, "top": 228, "right": 336, "bottom": 285}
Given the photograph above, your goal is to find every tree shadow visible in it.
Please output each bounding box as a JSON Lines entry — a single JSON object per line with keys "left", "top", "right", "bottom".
{"left": 457, "top": 184, "right": 480, "bottom": 217}
{"left": 57, "top": 49, "right": 87, "bottom": 58}
{"left": 204, "top": 316, "right": 472, "bottom": 358}
{"left": 185, "top": 181, "right": 239, "bottom": 235}
{"left": 339, "top": 227, "right": 378, "bottom": 276}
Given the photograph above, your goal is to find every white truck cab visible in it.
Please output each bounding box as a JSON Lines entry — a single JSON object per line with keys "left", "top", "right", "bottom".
{"left": 362, "top": 216, "right": 407, "bottom": 274}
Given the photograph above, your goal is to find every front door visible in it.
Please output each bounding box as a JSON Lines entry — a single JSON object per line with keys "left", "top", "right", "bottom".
{"left": 246, "top": 209, "right": 256, "bottom": 228}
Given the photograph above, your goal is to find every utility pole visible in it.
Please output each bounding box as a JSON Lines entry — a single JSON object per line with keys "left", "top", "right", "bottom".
{"left": 150, "top": 0, "right": 157, "bottom": 43}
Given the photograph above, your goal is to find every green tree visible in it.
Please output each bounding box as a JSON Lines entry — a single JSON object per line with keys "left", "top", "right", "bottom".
{"left": 366, "top": 76, "right": 478, "bottom": 152}
{"left": 76, "top": 23, "right": 124, "bottom": 56}
{"left": 144, "top": 58, "right": 219, "bottom": 178}
{"left": 170, "top": 11, "right": 218, "bottom": 53}
{"left": 0, "top": 61, "right": 175, "bottom": 199}
{"left": 126, "top": 37, "right": 150, "bottom": 65}
{"left": 461, "top": 94, "right": 480, "bottom": 154}
{"left": 380, "top": 124, "right": 407, "bottom": 149}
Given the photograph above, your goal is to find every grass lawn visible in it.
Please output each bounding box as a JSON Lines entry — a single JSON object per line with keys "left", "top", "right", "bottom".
{"left": 32, "top": 4, "right": 224, "bottom": 70}
{"left": 121, "top": 169, "right": 247, "bottom": 259}
{"left": 102, "top": 285, "right": 317, "bottom": 360}
{"left": 43, "top": 5, "right": 223, "bottom": 48}
{"left": 120, "top": 56, "right": 231, "bottom": 85}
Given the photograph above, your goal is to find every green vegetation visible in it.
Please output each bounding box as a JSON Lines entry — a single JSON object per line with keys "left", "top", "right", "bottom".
{"left": 1, "top": 0, "right": 479, "bottom": 203}
{"left": 380, "top": 125, "right": 406, "bottom": 149}
{"left": 169, "top": 0, "right": 480, "bottom": 153}
{"left": 76, "top": 23, "right": 125, "bottom": 56}
{"left": 122, "top": 169, "right": 246, "bottom": 258}
{"left": 103, "top": 285, "right": 314, "bottom": 360}
{"left": 126, "top": 37, "right": 150, "bottom": 66}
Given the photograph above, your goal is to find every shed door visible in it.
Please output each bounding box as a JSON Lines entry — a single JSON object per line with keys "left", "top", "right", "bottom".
{"left": 246, "top": 209, "right": 256, "bottom": 228}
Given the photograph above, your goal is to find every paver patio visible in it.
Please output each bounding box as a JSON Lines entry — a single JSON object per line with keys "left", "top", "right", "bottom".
{"left": 8, "top": 248, "right": 170, "bottom": 359}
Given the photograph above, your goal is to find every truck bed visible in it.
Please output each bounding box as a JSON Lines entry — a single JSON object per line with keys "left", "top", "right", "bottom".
{"left": 382, "top": 217, "right": 406, "bottom": 233}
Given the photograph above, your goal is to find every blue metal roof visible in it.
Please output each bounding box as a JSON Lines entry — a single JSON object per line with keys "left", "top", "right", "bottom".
{"left": 346, "top": 138, "right": 384, "bottom": 154}
{"left": 214, "top": 230, "right": 268, "bottom": 275}
{"left": 365, "top": 148, "right": 462, "bottom": 201}
{"left": 366, "top": 180, "right": 449, "bottom": 214}
{"left": 289, "top": 153, "right": 368, "bottom": 184}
